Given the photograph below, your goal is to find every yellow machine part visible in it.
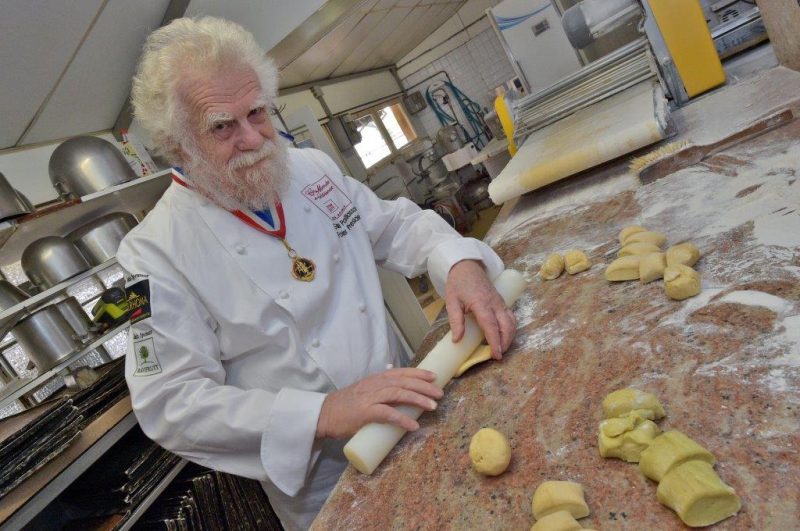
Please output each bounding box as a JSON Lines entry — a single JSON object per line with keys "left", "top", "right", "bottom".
{"left": 494, "top": 94, "right": 518, "bottom": 156}
{"left": 649, "top": 0, "right": 726, "bottom": 98}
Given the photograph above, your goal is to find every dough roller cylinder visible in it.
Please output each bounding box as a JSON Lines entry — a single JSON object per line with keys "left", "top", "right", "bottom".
{"left": 343, "top": 269, "right": 528, "bottom": 475}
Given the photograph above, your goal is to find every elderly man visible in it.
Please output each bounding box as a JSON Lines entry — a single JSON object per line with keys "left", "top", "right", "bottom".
{"left": 119, "top": 16, "right": 516, "bottom": 530}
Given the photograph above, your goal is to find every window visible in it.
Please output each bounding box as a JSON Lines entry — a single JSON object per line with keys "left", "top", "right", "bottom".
{"left": 352, "top": 101, "right": 417, "bottom": 169}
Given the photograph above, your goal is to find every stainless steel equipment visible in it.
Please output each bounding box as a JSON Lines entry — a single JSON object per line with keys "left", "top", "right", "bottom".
{"left": 12, "top": 305, "right": 83, "bottom": 371}
{"left": 0, "top": 280, "right": 28, "bottom": 312}
{"left": 67, "top": 212, "right": 138, "bottom": 265}
{"left": 49, "top": 136, "right": 137, "bottom": 199}
{"left": 0, "top": 171, "right": 34, "bottom": 221}
{"left": 55, "top": 297, "right": 95, "bottom": 341}
{"left": 21, "top": 236, "right": 91, "bottom": 290}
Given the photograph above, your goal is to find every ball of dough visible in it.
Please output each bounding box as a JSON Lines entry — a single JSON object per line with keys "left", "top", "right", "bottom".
{"left": 469, "top": 428, "right": 511, "bottom": 476}
{"left": 540, "top": 253, "right": 565, "bottom": 280}
{"left": 666, "top": 242, "right": 701, "bottom": 267}
{"left": 619, "top": 225, "right": 647, "bottom": 244}
{"left": 605, "top": 255, "right": 642, "bottom": 281}
{"left": 639, "top": 252, "right": 667, "bottom": 283}
{"left": 618, "top": 242, "right": 661, "bottom": 257}
{"left": 602, "top": 388, "right": 666, "bottom": 419}
{"left": 564, "top": 250, "right": 590, "bottom": 274}
{"left": 625, "top": 230, "right": 666, "bottom": 247}
{"left": 598, "top": 414, "right": 661, "bottom": 463}
{"left": 664, "top": 264, "right": 701, "bottom": 300}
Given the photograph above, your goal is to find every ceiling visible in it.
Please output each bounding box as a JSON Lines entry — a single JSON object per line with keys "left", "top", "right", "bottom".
{"left": 273, "top": 0, "right": 468, "bottom": 89}
{"left": 0, "top": 0, "right": 469, "bottom": 151}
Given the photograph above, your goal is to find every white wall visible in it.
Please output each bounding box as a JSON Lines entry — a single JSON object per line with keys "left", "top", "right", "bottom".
{"left": 186, "top": 0, "right": 327, "bottom": 53}
{"left": 397, "top": 0, "right": 501, "bottom": 79}
{"left": 401, "top": 28, "right": 516, "bottom": 140}
{"left": 0, "top": 132, "right": 118, "bottom": 206}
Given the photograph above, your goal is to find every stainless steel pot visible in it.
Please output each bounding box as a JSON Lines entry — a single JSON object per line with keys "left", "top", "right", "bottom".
{"left": 0, "top": 280, "right": 28, "bottom": 312}
{"left": 67, "top": 212, "right": 138, "bottom": 265}
{"left": 55, "top": 297, "right": 94, "bottom": 340}
{"left": 49, "top": 136, "right": 137, "bottom": 199}
{"left": 22, "top": 236, "right": 91, "bottom": 290}
{"left": 12, "top": 305, "right": 83, "bottom": 371}
{"left": 0, "top": 171, "right": 33, "bottom": 221}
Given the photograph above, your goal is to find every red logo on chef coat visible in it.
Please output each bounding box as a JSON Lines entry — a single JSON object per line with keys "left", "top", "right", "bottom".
{"left": 302, "top": 175, "right": 360, "bottom": 237}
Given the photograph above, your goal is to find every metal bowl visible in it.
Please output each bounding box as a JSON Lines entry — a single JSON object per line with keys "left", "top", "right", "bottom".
{"left": 49, "top": 136, "right": 137, "bottom": 199}
{"left": 67, "top": 212, "right": 138, "bottom": 265}
{"left": 21, "top": 236, "right": 91, "bottom": 290}
{"left": 12, "top": 305, "right": 83, "bottom": 371}
{"left": 0, "top": 171, "right": 33, "bottom": 221}
{"left": 0, "top": 280, "right": 28, "bottom": 312}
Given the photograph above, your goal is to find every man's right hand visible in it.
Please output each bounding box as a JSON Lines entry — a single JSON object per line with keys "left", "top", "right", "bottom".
{"left": 316, "top": 368, "right": 444, "bottom": 439}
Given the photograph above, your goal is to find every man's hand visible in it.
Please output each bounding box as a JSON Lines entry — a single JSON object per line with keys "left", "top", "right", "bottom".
{"left": 316, "top": 368, "right": 444, "bottom": 439}
{"left": 445, "top": 260, "right": 516, "bottom": 359}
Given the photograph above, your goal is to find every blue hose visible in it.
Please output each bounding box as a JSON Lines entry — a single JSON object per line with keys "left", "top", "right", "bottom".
{"left": 424, "top": 81, "right": 488, "bottom": 149}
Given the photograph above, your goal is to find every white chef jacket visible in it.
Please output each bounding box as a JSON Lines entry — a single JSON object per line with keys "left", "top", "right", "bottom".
{"left": 117, "top": 147, "right": 504, "bottom": 530}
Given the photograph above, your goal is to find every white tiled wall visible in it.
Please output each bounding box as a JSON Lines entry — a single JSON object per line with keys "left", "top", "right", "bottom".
{"left": 401, "top": 28, "right": 516, "bottom": 140}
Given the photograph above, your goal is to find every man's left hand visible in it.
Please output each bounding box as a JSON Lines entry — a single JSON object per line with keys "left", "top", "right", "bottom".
{"left": 444, "top": 260, "right": 517, "bottom": 359}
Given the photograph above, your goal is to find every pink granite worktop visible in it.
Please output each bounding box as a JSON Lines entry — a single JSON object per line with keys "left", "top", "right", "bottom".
{"left": 312, "top": 104, "right": 800, "bottom": 531}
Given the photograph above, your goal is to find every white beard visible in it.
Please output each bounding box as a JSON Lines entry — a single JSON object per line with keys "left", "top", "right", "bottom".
{"left": 182, "top": 138, "right": 290, "bottom": 211}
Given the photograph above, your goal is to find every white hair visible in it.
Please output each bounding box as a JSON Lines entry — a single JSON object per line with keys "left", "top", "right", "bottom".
{"left": 131, "top": 17, "right": 278, "bottom": 163}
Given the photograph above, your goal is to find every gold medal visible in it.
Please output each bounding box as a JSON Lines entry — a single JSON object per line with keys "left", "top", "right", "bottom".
{"left": 282, "top": 239, "right": 316, "bottom": 282}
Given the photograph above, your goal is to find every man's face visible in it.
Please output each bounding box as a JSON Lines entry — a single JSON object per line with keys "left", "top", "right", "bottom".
{"left": 177, "top": 67, "right": 288, "bottom": 210}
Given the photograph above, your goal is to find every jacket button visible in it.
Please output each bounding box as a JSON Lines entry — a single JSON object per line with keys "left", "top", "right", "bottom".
{"left": 235, "top": 244, "right": 246, "bottom": 255}
{"left": 279, "top": 290, "right": 289, "bottom": 299}
{"left": 333, "top": 254, "right": 340, "bottom": 263}
{"left": 303, "top": 204, "right": 311, "bottom": 212}
{"left": 358, "top": 303, "right": 366, "bottom": 313}
{"left": 311, "top": 338, "right": 320, "bottom": 348}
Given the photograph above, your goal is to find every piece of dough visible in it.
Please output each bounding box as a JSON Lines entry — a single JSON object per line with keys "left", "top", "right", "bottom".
{"left": 639, "top": 252, "right": 667, "bottom": 283}
{"left": 598, "top": 413, "right": 661, "bottom": 462}
{"left": 540, "top": 253, "right": 565, "bottom": 280}
{"left": 618, "top": 242, "right": 662, "bottom": 257}
{"left": 564, "top": 250, "right": 591, "bottom": 274}
{"left": 666, "top": 242, "right": 701, "bottom": 267}
{"left": 657, "top": 460, "right": 741, "bottom": 527}
{"left": 664, "top": 265, "right": 701, "bottom": 300}
{"left": 624, "top": 230, "right": 666, "bottom": 247}
{"left": 454, "top": 345, "right": 492, "bottom": 377}
{"left": 619, "top": 225, "right": 647, "bottom": 244}
{"left": 530, "top": 510, "right": 583, "bottom": 531}
{"left": 531, "top": 480, "right": 590, "bottom": 520}
{"left": 602, "top": 388, "right": 666, "bottom": 420}
{"left": 469, "top": 428, "right": 512, "bottom": 476}
{"left": 605, "top": 255, "right": 642, "bottom": 281}
{"left": 639, "top": 430, "right": 715, "bottom": 482}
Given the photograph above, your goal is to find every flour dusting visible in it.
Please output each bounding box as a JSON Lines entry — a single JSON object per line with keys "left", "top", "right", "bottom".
{"left": 718, "top": 290, "right": 793, "bottom": 315}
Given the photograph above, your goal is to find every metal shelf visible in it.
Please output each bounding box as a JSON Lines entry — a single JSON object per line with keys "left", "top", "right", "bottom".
{"left": 118, "top": 459, "right": 188, "bottom": 531}
{"left": 0, "top": 168, "right": 174, "bottom": 267}
{"left": 0, "top": 321, "right": 129, "bottom": 410}
{"left": 0, "top": 258, "right": 119, "bottom": 332}
{"left": 0, "top": 399, "right": 137, "bottom": 530}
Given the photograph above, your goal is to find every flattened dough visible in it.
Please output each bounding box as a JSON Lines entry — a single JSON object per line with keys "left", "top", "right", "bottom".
{"left": 540, "top": 253, "right": 565, "bottom": 280}
{"left": 454, "top": 345, "right": 493, "bottom": 377}
{"left": 605, "top": 255, "right": 642, "bottom": 281}
{"left": 564, "top": 250, "right": 591, "bottom": 274}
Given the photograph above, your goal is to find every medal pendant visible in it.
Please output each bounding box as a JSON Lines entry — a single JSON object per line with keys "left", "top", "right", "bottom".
{"left": 291, "top": 256, "right": 316, "bottom": 282}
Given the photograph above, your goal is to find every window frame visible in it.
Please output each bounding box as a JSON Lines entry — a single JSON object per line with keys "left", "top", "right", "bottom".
{"left": 352, "top": 98, "right": 418, "bottom": 171}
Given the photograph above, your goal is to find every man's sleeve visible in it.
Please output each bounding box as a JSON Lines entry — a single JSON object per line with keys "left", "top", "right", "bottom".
{"left": 118, "top": 238, "right": 325, "bottom": 496}
{"left": 306, "top": 149, "right": 504, "bottom": 293}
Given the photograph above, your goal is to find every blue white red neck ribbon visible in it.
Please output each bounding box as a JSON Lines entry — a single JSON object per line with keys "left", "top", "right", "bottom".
{"left": 172, "top": 174, "right": 286, "bottom": 239}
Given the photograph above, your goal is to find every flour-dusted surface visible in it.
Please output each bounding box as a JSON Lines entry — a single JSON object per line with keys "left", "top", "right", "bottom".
{"left": 312, "top": 77, "right": 800, "bottom": 531}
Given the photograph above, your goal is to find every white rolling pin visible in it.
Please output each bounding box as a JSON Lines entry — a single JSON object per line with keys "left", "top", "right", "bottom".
{"left": 343, "top": 269, "right": 528, "bottom": 474}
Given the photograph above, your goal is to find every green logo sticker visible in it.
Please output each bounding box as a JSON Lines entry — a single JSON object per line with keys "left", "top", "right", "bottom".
{"left": 133, "top": 337, "right": 162, "bottom": 376}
